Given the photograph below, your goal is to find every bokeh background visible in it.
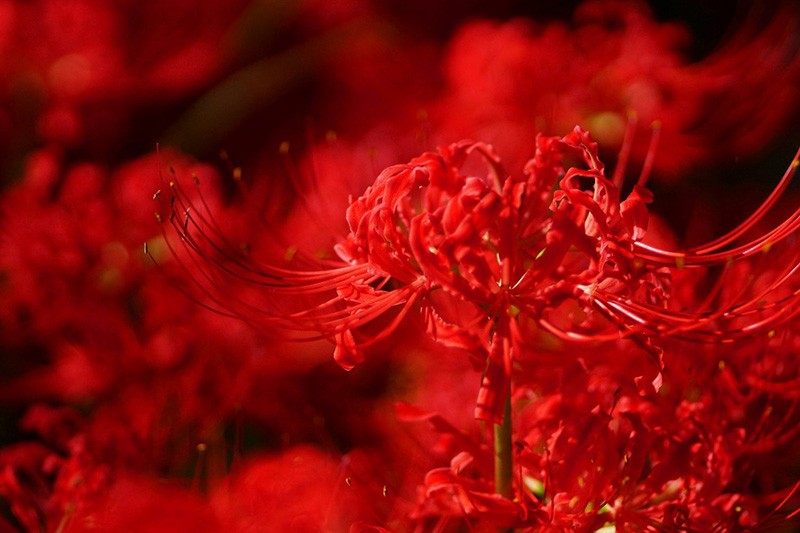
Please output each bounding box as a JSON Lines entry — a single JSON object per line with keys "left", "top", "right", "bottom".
{"left": 1, "top": 0, "right": 799, "bottom": 531}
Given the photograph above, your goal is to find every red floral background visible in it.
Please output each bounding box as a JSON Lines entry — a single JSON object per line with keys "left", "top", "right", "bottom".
{"left": 1, "top": 1, "right": 799, "bottom": 531}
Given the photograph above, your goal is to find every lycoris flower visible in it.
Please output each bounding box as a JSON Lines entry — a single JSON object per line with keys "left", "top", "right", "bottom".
{"left": 158, "top": 125, "right": 800, "bottom": 424}
{"left": 330, "top": 126, "right": 672, "bottom": 422}
{"left": 158, "top": 126, "right": 667, "bottom": 421}
{"left": 156, "top": 124, "right": 800, "bottom": 529}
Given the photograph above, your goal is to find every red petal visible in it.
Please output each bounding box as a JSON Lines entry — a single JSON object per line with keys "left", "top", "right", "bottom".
{"left": 333, "top": 330, "right": 364, "bottom": 371}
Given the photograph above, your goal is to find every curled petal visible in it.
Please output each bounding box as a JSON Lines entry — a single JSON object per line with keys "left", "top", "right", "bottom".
{"left": 620, "top": 184, "right": 653, "bottom": 241}
{"left": 333, "top": 330, "right": 364, "bottom": 371}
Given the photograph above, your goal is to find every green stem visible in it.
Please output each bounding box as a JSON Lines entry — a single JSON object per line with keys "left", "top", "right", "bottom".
{"left": 494, "top": 392, "right": 514, "bottom": 532}
{"left": 494, "top": 391, "right": 513, "bottom": 499}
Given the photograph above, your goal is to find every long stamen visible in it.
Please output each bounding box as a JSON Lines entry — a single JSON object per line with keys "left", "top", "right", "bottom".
{"left": 635, "top": 120, "right": 661, "bottom": 189}
{"left": 635, "top": 151, "right": 800, "bottom": 264}
{"left": 155, "top": 177, "right": 422, "bottom": 342}
{"left": 689, "top": 152, "right": 800, "bottom": 255}
{"left": 612, "top": 111, "right": 638, "bottom": 189}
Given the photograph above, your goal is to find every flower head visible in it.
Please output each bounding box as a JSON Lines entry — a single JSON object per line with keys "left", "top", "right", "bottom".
{"left": 157, "top": 125, "right": 800, "bottom": 424}
{"left": 159, "top": 126, "right": 669, "bottom": 422}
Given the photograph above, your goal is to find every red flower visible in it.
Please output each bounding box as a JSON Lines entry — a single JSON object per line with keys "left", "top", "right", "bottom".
{"left": 161, "top": 126, "right": 670, "bottom": 423}
{"left": 433, "top": 0, "right": 800, "bottom": 178}
{"left": 159, "top": 126, "right": 800, "bottom": 529}
{"left": 163, "top": 125, "right": 800, "bottom": 424}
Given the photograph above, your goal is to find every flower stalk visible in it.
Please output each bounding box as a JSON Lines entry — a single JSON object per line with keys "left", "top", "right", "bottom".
{"left": 494, "top": 391, "right": 513, "bottom": 501}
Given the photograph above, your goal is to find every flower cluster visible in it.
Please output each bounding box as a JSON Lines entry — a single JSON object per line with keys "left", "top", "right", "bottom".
{"left": 433, "top": 0, "right": 800, "bottom": 177}
{"left": 162, "top": 122, "right": 800, "bottom": 529}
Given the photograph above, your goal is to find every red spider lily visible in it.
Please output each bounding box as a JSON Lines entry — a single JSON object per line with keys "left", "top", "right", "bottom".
{"left": 0, "top": 405, "right": 111, "bottom": 533}
{"left": 154, "top": 125, "right": 800, "bottom": 532}
{"left": 433, "top": 0, "right": 800, "bottom": 178}
{"left": 157, "top": 125, "right": 800, "bottom": 427}
{"left": 399, "top": 332, "right": 800, "bottom": 531}
{"left": 157, "top": 126, "right": 649, "bottom": 421}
